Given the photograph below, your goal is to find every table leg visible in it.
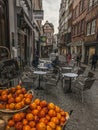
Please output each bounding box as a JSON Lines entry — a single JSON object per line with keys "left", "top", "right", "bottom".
{"left": 35, "top": 74, "right": 44, "bottom": 90}
{"left": 67, "top": 77, "right": 72, "bottom": 93}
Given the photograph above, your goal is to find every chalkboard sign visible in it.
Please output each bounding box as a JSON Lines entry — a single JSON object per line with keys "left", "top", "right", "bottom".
{"left": 0, "top": 59, "right": 19, "bottom": 85}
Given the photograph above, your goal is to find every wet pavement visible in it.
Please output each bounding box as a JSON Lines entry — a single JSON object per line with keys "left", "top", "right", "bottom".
{"left": 29, "top": 64, "right": 98, "bottom": 130}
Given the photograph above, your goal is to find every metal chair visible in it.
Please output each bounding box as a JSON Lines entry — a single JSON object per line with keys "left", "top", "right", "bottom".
{"left": 73, "top": 78, "right": 95, "bottom": 103}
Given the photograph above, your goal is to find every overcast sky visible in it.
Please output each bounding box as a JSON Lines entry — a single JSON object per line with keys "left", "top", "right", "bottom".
{"left": 42, "top": 0, "right": 61, "bottom": 34}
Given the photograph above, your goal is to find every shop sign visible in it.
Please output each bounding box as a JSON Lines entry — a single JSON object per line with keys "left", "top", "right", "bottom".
{"left": 0, "top": 59, "right": 19, "bottom": 85}
{"left": 33, "top": 10, "right": 44, "bottom": 20}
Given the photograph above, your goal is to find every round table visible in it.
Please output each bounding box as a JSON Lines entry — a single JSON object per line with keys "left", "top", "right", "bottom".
{"left": 34, "top": 71, "right": 47, "bottom": 90}
{"left": 62, "top": 73, "right": 78, "bottom": 92}
{"left": 38, "top": 66, "right": 48, "bottom": 71}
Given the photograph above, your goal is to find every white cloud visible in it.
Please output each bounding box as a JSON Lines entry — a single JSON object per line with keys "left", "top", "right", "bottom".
{"left": 42, "top": 0, "right": 61, "bottom": 34}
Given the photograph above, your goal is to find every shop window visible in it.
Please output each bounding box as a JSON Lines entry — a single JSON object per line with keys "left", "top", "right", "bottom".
{"left": 91, "top": 19, "right": 96, "bottom": 34}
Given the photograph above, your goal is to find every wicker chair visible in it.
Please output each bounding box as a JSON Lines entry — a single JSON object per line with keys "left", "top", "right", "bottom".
{"left": 73, "top": 78, "right": 95, "bottom": 103}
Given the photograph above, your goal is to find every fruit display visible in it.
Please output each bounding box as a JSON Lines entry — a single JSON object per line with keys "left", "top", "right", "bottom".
{"left": 0, "top": 85, "right": 33, "bottom": 112}
{"left": 7, "top": 99, "right": 69, "bottom": 130}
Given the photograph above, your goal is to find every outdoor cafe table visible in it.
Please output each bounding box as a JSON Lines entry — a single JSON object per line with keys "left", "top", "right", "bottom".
{"left": 33, "top": 71, "right": 47, "bottom": 90}
{"left": 62, "top": 73, "right": 78, "bottom": 93}
{"left": 62, "top": 67, "right": 72, "bottom": 72}
{"left": 38, "top": 66, "right": 48, "bottom": 71}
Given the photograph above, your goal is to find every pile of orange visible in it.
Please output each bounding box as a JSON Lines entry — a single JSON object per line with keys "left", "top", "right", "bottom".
{"left": 7, "top": 98, "right": 69, "bottom": 130}
{"left": 0, "top": 85, "right": 33, "bottom": 110}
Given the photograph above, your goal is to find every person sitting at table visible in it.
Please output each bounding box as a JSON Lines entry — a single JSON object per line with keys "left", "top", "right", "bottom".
{"left": 52, "top": 56, "right": 60, "bottom": 74}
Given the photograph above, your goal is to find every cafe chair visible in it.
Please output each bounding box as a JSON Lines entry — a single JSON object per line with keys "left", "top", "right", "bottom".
{"left": 73, "top": 78, "right": 95, "bottom": 103}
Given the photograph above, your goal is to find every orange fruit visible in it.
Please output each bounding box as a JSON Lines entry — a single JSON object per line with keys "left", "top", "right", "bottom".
{"left": 22, "top": 119, "right": 28, "bottom": 125}
{"left": 26, "top": 94, "right": 33, "bottom": 100}
{"left": 15, "top": 96, "right": 22, "bottom": 103}
{"left": 0, "top": 103, "right": 5, "bottom": 109}
{"left": 21, "top": 88, "right": 27, "bottom": 94}
{"left": 8, "top": 97, "right": 15, "bottom": 104}
{"left": 8, "top": 119, "right": 15, "bottom": 127}
{"left": 37, "top": 105, "right": 41, "bottom": 111}
{"left": 19, "top": 94, "right": 24, "bottom": 99}
{"left": 31, "top": 128, "right": 36, "bottom": 130}
{"left": 16, "top": 89, "right": 22, "bottom": 94}
{"left": 60, "top": 110, "right": 66, "bottom": 116}
{"left": 48, "top": 103, "right": 55, "bottom": 110}
{"left": 26, "top": 113, "right": 34, "bottom": 121}
{"left": 29, "top": 121, "right": 36, "bottom": 128}
{"left": 20, "top": 112, "right": 25, "bottom": 119}
{"left": 51, "top": 117, "right": 59, "bottom": 125}
{"left": 55, "top": 106, "right": 60, "bottom": 113}
{"left": 34, "top": 98, "right": 40, "bottom": 105}
{"left": 16, "top": 85, "right": 21, "bottom": 90}
{"left": 48, "top": 109, "right": 57, "bottom": 117}
{"left": 25, "top": 97, "right": 31, "bottom": 105}
{"left": 57, "top": 113, "right": 61, "bottom": 120}
{"left": 39, "top": 110, "right": 46, "bottom": 118}
{"left": 40, "top": 100, "right": 47, "bottom": 107}
{"left": 15, "top": 122, "right": 23, "bottom": 130}
{"left": 23, "top": 125, "right": 31, "bottom": 130}
{"left": 32, "top": 109, "right": 39, "bottom": 116}
{"left": 56, "top": 125, "right": 62, "bottom": 130}
{"left": 47, "top": 125, "right": 53, "bottom": 130}
{"left": 7, "top": 94, "right": 12, "bottom": 99}
{"left": 1, "top": 94, "right": 8, "bottom": 102}
{"left": 9, "top": 103, "right": 15, "bottom": 110}
{"left": 13, "top": 113, "right": 22, "bottom": 122}
{"left": 36, "top": 122, "right": 46, "bottom": 130}
{"left": 48, "top": 122, "right": 56, "bottom": 129}
{"left": 34, "top": 116, "right": 39, "bottom": 123}
{"left": 46, "top": 115, "right": 51, "bottom": 121}
{"left": 30, "top": 102, "right": 37, "bottom": 110}
{"left": 15, "top": 103, "right": 22, "bottom": 110}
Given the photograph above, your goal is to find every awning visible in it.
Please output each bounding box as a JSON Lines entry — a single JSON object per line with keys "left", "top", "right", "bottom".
{"left": 84, "top": 41, "right": 98, "bottom": 46}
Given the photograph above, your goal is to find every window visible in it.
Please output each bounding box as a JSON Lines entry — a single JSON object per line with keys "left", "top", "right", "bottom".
{"left": 89, "top": 0, "right": 93, "bottom": 7}
{"left": 91, "top": 19, "right": 96, "bottom": 34}
{"left": 87, "top": 23, "right": 91, "bottom": 36}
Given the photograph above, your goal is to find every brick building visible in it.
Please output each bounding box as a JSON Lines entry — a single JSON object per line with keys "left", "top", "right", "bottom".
{"left": 85, "top": 0, "right": 98, "bottom": 64}
{"left": 71, "top": 0, "right": 88, "bottom": 62}
{"left": 41, "top": 21, "right": 54, "bottom": 58}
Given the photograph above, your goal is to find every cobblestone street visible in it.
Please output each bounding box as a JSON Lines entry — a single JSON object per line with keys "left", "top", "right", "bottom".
{"left": 33, "top": 65, "right": 98, "bottom": 130}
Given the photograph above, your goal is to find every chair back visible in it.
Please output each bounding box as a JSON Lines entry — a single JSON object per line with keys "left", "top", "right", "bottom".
{"left": 87, "top": 72, "right": 94, "bottom": 78}
{"left": 83, "top": 78, "right": 95, "bottom": 91}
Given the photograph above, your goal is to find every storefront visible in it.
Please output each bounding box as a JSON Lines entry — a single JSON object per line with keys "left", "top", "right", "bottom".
{"left": 0, "top": 0, "right": 9, "bottom": 60}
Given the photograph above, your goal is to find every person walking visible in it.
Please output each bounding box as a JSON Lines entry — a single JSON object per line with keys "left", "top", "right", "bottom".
{"left": 91, "top": 53, "right": 98, "bottom": 71}
{"left": 76, "top": 53, "right": 82, "bottom": 67}
{"left": 67, "top": 53, "right": 71, "bottom": 65}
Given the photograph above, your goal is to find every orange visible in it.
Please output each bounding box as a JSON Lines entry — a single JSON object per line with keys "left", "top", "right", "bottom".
{"left": 40, "top": 100, "right": 47, "bottom": 107}
{"left": 57, "top": 113, "right": 61, "bottom": 120}
{"left": 36, "top": 122, "right": 46, "bottom": 130}
{"left": 34, "top": 98, "right": 40, "bottom": 105}
{"left": 39, "top": 110, "right": 46, "bottom": 118}
{"left": 21, "top": 88, "right": 27, "bottom": 94}
{"left": 15, "top": 103, "right": 22, "bottom": 110}
{"left": 56, "top": 125, "right": 62, "bottom": 130}
{"left": 26, "top": 113, "right": 34, "bottom": 121}
{"left": 47, "top": 125, "right": 53, "bottom": 130}
{"left": 48, "top": 109, "right": 57, "bottom": 117}
{"left": 48, "top": 122, "right": 56, "bottom": 129}
{"left": 36, "top": 105, "right": 41, "bottom": 111}
{"left": 25, "top": 97, "right": 31, "bottom": 105}
{"left": 13, "top": 113, "right": 22, "bottom": 122}
{"left": 60, "top": 110, "right": 66, "bottom": 116}
{"left": 22, "top": 119, "right": 28, "bottom": 125}
{"left": 48, "top": 103, "right": 55, "bottom": 110}
{"left": 15, "top": 96, "right": 22, "bottom": 103}
{"left": 15, "top": 122, "right": 23, "bottom": 130}
{"left": 23, "top": 125, "right": 31, "bottom": 130}
{"left": 8, "top": 97, "right": 15, "bottom": 104}
{"left": 55, "top": 106, "right": 61, "bottom": 113}
{"left": 16, "top": 85, "right": 21, "bottom": 90}
{"left": 8, "top": 119, "right": 15, "bottom": 127}
{"left": 9, "top": 103, "right": 15, "bottom": 110}
{"left": 29, "top": 121, "right": 36, "bottom": 128}
{"left": 20, "top": 112, "right": 25, "bottom": 119}
{"left": 32, "top": 109, "right": 39, "bottom": 116}
{"left": 30, "top": 102, "right": 37, "bottom": 110}
{"left": 51, "top": 117, "right": 59, "bottom": 125}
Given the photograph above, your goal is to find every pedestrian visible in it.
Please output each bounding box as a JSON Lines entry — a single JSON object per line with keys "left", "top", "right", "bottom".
{"left": 67, "top": 53, "right": 71, "bottom": 65}
{"left": 76, "top": 53, "right": 82, "bottom": 67}
{"left": 91, "top": 53, "right": 98, "bottom": 71}
{"left": 32, "top": 50, "right": 39, "bottom": 68}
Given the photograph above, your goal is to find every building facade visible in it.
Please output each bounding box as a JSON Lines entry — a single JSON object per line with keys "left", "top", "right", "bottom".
{"left": 58, "top": 0, "right": 73, "bottom": 55}
{"left": 41, "top": 21, "right": 54, "bottom": 58}
{"left": 85, "top": 0, "right": 98, "bottom": 64}
{"left": 72, "top": 0, "right": 88, "bottom": 62}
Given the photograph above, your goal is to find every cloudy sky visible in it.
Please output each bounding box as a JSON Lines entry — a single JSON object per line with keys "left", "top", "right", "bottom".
{"left": 42, "top": 0, "right": 61, "bottom": 34}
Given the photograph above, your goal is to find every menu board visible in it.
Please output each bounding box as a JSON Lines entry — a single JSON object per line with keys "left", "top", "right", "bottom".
{"left": 0, "top": 59, "right": 19, "bottom": 85}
